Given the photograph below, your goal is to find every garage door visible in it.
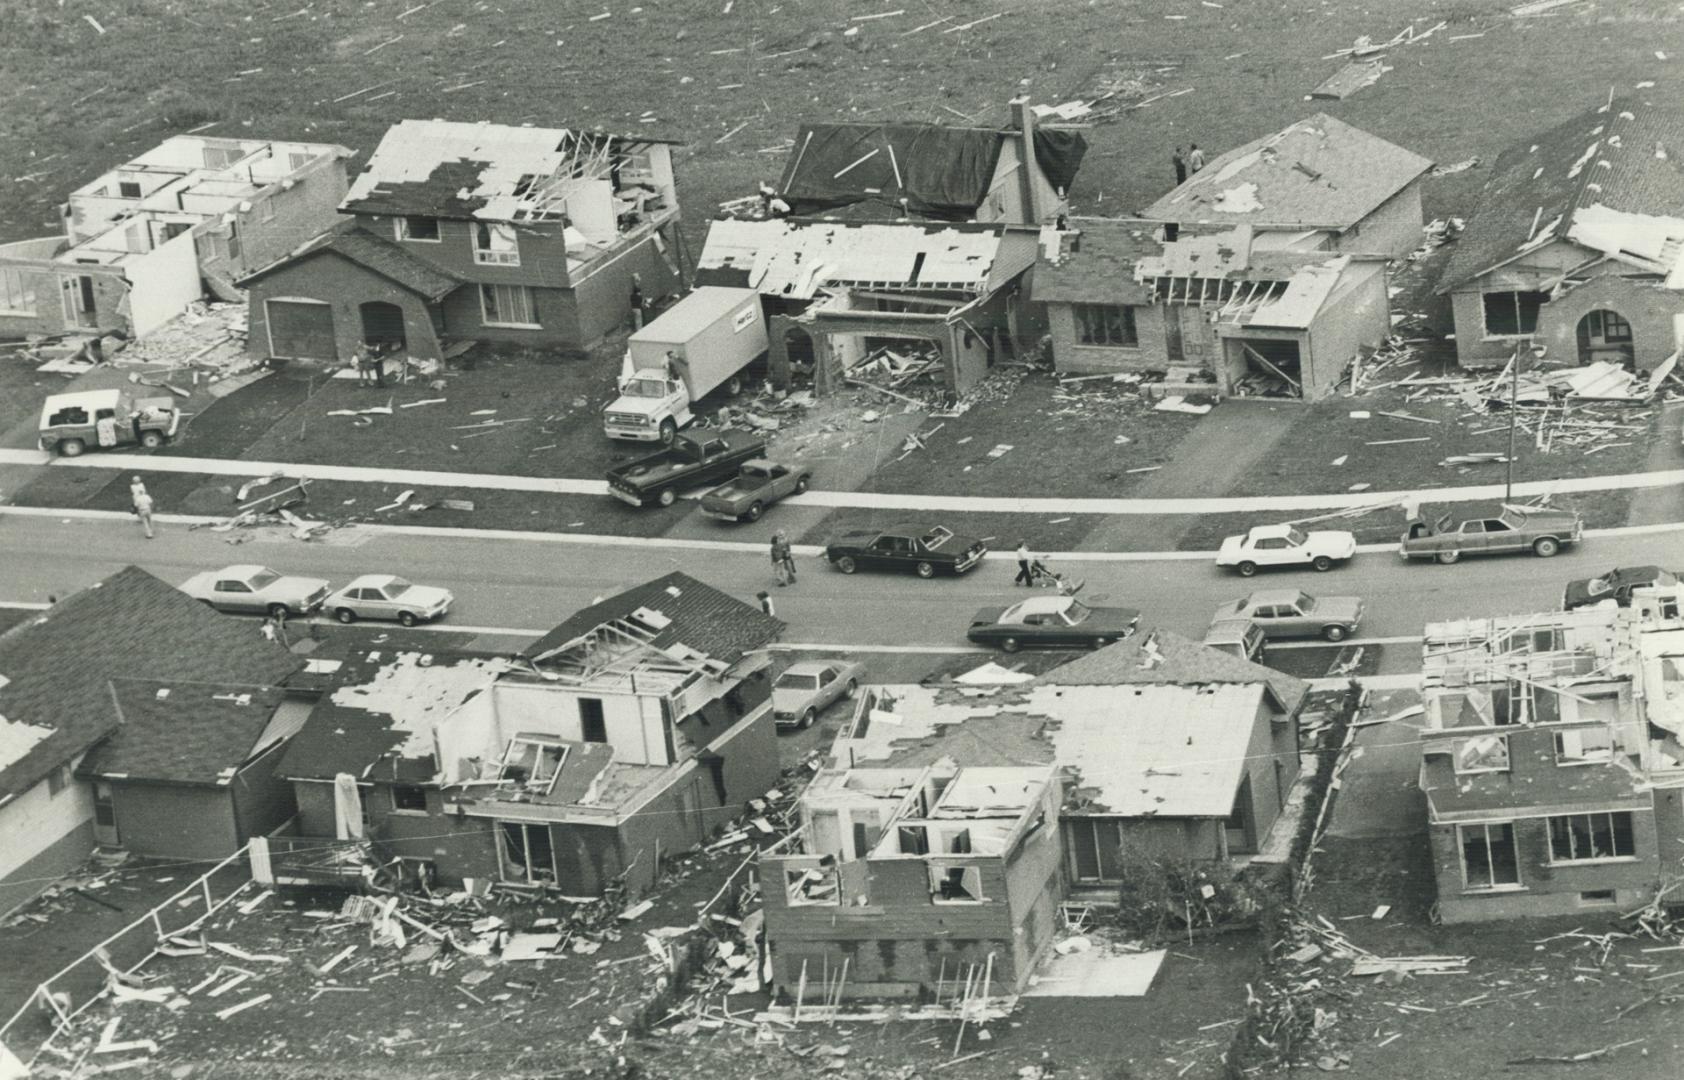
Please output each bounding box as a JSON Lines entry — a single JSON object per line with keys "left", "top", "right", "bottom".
{"left": 266, "top": 299, "right": 337, "bottom": 360}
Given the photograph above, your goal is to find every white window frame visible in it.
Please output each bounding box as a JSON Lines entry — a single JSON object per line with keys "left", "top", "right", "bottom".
{"left": 473, "top": 222, "right": 520, "bottom": 266}
{"left": 929, "top": 862, "right": 986, "bottom": 904}
{"left": 479, "top": 283, "right": 540, "bottom": 329}
{"left": 1459, "top": 821, "right": 1522, "bottom": 892}
{"left": 1553, "top": 725, "right": 1615, "bottom": 766}
{"left": 499, "top": 735, "right": 569, "bottom": 794}
{"left": 1547, "top": 811, "right": 1637, "bottom": 865}
{"left": 394, "top": 216, "right": 442, "bottom": 243}
{"left": 259, "top": 197, "right": 276, "bottom": 223}
{"left": 0, "top": 267, "right": 38, "bottom": 315}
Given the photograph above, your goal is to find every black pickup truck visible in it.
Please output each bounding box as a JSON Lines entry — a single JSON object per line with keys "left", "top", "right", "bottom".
{"left": 606, "top": 431, "right": 768, "bottom": 508}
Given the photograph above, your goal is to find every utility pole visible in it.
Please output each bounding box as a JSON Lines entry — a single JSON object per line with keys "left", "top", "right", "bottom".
{"left": 1505, "top": 344, "right": 1521, "bottom": 504}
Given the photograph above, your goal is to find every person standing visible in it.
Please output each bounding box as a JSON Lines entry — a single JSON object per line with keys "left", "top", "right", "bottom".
{"left": 771, "top": 529, "right": 796, "bottom": 587}
{"left": 1188, "top": 143, "right": 1206, "bottom": 174}
{"left": 130, "top": 476, "right": 155, "bottom": 540}
{"left": 1172, "top": 147, "right": 1187, "bottom": 185}
{"left": 629, "top": 274, "right": 646, "bottom": 330}
{"left": 352, "top": 343, "right": 371, "bottom": 387}
{"left": 1014, "top": 539, "right": 1033, "bottom": 586}
{"left": 368, "top": 343, "right": 387, "bottom": 389}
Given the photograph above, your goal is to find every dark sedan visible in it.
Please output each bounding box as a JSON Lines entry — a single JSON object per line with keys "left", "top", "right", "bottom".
{"left": 967, "top": 596, "right": 1140, "bottom": 652}
{"left": 1563, "top": 566, "right": 1680, "bottom": 610}
{"left": 824, "top": 524, "right": 987, "bottom": 578}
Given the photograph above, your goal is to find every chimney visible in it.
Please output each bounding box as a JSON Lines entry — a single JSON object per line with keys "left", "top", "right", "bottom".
{"left": 1010, "top": 97, "right": 1041, "bottom": 225}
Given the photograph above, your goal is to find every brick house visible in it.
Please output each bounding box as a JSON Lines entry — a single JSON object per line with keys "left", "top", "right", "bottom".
{"left": 1417, "top": 586, "right": 1684, "bottom": 923}
{"left": 0, "top": 567, "right": 300, "bottom": 915}
{"left": 1033, "top": 218, "right": 1392, "bottom": 398}
{"left": 274, "top": 573, "right": 782, "bottom": 898}
{"left": 1139, "top": 114, "right": 1432, "bottom": 260}
{"left": 1434, "top": 98, "right": 1684, "bottom": 373}
{"left": 238, "top": 119, "right": 684, "bottom": 363}
{"left": 0, "top": 135, "right": 350, "bottom": 340}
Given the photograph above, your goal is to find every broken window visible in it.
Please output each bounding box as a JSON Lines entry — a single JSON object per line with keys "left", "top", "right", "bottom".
{"left": 1549, "top": 812, "right": 1635, "bottom": 862}
{"left": 1499, "top": 628, "right": 1563, "bottom": 655}
{"left": 1460, "top": 822, "right": 1519, "bottom": 889}
{"left": 202, "top": 145, "right": 241, "bottom": 169}
{"left": 897, "top": 825, "right": 930, "bottom": 855}
{"left": 930, "top": 864, "right": 984, "bottom": 903}
{"left": 944, "top": 829, "right": 973, "bottom": 854}
{"left": 499, "top": 736, "right": 569, "bottom": 794}
{"left": 473, "top": 222, "right": 520, "bottom": 266}
{"left": 1438, "top": 688, "right": 1498, "bottom": 729}
{"left": 1072, "top": 303, "right": 1138, "bottom": 347}
{"left": 499, "top": 821, "right": 556, "bottom": 884}
{"left": 0, "top": 269, "right": 37, "bottom": 316}
{"left": 390, "top": 785, "right": 428, "bottom": 813}
{"left": 1481, "top": 290, "right": 1548, "bottom": 337}
{"left": 480, "top": 284, "right": 538, "bottom": 327}
{"left": 396, "top": 216, "right": 441, "bottom": 242}
{"left": 1553, "top": 726, "right": 1615, "bottom": 765}
{"left": 786, "top": 866, "right": 839, "bottom": 906}
{"left": 1452, "top": 733, "right": 1510, "bottom": 774}
{"left": 117, "top": 180, "right": 142, "bottom": 199}
{"left": 578, "top": 698, "right": 607, "bottom": 743}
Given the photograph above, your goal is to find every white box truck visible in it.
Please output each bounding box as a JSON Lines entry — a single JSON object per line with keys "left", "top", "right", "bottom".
{"left": 602, "top": 286, "right": 768, "bottom": 443}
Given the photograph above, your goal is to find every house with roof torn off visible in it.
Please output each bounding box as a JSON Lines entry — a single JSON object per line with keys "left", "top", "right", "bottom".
{"left": 272, "top": 572, "right": 782, "bottom": 899}
{"left": 237, "top": 119, "right": 684, "bottom": 364}
{"left": 1417, "top": 582, "right": 1684, "bottom": 922}
{"left": 0, "top": 567, "right": 301, "bottom": 916}
{"left": 1435, "top": 98, "right": 1684, "bottom": 376}
{"left": 1034, "top": 218, "right": 1392, "bottom": 399}
{"left": 0, "top": 135, "right": 351, "bottom": 342}
{"left": 1138, "top": 114, "right": 1432, "bottom": 260}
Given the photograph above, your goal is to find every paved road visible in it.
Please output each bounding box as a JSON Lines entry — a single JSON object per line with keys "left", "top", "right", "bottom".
{"left": 1, "top": 509, "right": 1673, "bottom": 660}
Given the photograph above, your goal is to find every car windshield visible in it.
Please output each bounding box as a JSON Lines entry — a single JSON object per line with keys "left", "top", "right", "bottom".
{"left": 621, "top": 377, "right": 669, "bottom": 398}
{"left": 1061, "top": 601, "right": 1092, "bottom": 625}
{"left": 920, "top": 527, "right": 953, "bottom": 548}
{"left": 383, "top": 579, "right": 411, "bottom": 598}
{"left": 1287, "top": 527, "right": 1308, "bottom": 545}
{"left": 1499, "top": 510, "right": 1526, "bottom": 529}
{"left": 776, "top": 673, "right": 820, "bottom": 691}
{"left": 1295, "top": 593, "right": 1317, "bottom": 612}
{"left": 248, "top": 569, "right": 280, "bottom": 590}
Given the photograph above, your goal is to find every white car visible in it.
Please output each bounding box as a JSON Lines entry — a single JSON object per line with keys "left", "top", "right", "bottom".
{"left": 773, "top": 660, "right": 865, "bottom": 729}
{"left": 181, "top": 564, "right": 330, "bottom": 618}
{"left": 1216, "top": 524, "right": 1356, "bottom": 577}
{"left": 324, "top": 574, "right": 454, "bottom": 626}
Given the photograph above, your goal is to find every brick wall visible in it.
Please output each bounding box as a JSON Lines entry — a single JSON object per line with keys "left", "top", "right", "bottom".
{"left": 350, "top": 214, "right": 572, "bottom": 290}
{"left": 247, "top": 253, "right": 445, "bottom": 362}
{"left": 1536, "top": 272, "right": 1684, "bottom": 372}
{"left": 1445, "top": 240, "right": 1586, "bottom": 368}
{"left": 229, "top": 740, "right": 301, "bottom": 845}
{"left": 200, "top": 153, "right": 350, "bottom": 285}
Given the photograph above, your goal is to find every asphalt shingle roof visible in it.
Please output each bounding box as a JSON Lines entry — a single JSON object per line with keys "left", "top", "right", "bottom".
{"left": 523, "top": 572, "right": 784, "bottom": 667}
{"left": 0, "top": 567, "right": 301, "bottom": 801}
{"left": 1436, "top": 97, "right": 1684, "bottom": 293}
{"left": 1039, "top": 628, "right": 1309, "bottom": 718}
{"left": 81, "top": 681, "right": 287, "bottom": 786}
{"left": 1031, "top": 217, "right": 1163, "bottom": 305}
{"left": 237, "top": 225, "right": 462, "bottom": 300}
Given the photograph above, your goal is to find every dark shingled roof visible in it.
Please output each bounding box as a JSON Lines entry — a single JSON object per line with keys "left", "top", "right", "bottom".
{"left": 80, "top": 681, "right": 288, "bottom": 786}
{"left": 237, "top": 225, "right": 462, "bottom": 300}
{"left": 1436, "top": 98, "right": 1684, "bottom": 294}
{"left": 0, "top": 567, "right": 301, "bottom": 801}
{"left": 523, "top": 572, "right": 783, "bottom": 667}
{"left": 1039, "top": 628, "right": 1309, "bottom": 718}
{"left": 1031, "top": 217, "right": 1164, "bottom": 305}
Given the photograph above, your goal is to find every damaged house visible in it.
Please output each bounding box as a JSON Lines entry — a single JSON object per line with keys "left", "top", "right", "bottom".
{"left": 1139, "top": 114, "right": 1432, "bottom": 260}
{"left": 1034, "top": 219, "right": 1392, "bottom": 399}
{"left": 238, "top": 119, "right": 683, "bottom": 364}
{"left": 273, "top": 573, "right": 782, "bottom": 899}
{"left": 0, "top": 135, "right": 350, "bottom": 341}
{"left": 0, "top": 567, "right": 301, "bottom": 915}
{"left": 1417, "top": 584, "right": 1684, "bottom": 923}
{"left": 1435, "top": 97, "right": 1684, "bottom": 374}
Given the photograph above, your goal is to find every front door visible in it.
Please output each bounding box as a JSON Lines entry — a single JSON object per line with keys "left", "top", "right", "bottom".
{"left": 93, "top": 782, "right": 119, "bottom": 847}
{"left": 1164, "top": 306, "right": 1185, "bottom": 363}
{"left": 61, "top": 274, "right": 98, "bottom": 329}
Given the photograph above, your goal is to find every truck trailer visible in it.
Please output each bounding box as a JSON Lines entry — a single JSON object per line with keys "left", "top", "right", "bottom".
{"left": 602, "top": 286, "right": 768, "bottom": 443}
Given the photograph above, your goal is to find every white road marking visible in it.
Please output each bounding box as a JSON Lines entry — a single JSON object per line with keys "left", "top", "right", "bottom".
{"left": 0, "top": 601, "right": 52, "bottom": 611}
{"left": 769, "top": 642, "right": 985, "bottom": 655}
{"left": 1267, "top": 635, "right": 1423, "bottom": 650}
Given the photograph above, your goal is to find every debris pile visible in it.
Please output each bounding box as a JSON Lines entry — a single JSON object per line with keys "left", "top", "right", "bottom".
{"left": 12, "top": 301, "right": 255, "bottom": 384}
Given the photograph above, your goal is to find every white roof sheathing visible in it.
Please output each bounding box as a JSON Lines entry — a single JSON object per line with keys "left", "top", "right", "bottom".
{"left": 697, "top": 219, "right": 1015, "bottom": 300}
{"left": 330, "top": 651, "right": 510, "bottom": 760}
{"left": 1246, "top": 256, "right": 1348, "bottom": 329}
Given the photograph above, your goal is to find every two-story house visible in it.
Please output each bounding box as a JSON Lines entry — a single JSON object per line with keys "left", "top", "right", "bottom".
{"left": 273, "top": 572, "right": 782, "bottom": 898}
{"left": 237, "top": 119, "right": 684, "bottom": 363}
{"left": 0, "top": 135, "right": 350, "bottom": 340}
{"left": 1418, "top": 586, "right": 1684, "bottom": 923}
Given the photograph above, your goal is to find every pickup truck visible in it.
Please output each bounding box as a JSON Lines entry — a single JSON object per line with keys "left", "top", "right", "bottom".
{"left": 606, "top": 431, "right": 767, "bottom": 508}
{"left": 1400, "top": 505, "right": 1582, "bottom": 565}
{"left": 700, "top": 459, "right": 812, "bottom": 522}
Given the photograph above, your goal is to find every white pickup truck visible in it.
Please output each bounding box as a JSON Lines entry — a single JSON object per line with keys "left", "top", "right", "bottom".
{"left": 602, "top": 286, "right": 768, "bottom": 444}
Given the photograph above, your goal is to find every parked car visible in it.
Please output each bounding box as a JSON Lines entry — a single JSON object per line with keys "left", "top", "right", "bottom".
{"left": 700, "top": 459, "right": 812, "bottom": 522}
{"left": 1563, "top": 566, "right": 1681, "bottom": 610}
{"left": 606, "top": 431, "right": 766, "bottom": 508}
{"left": 966, "top": 595, "right": 1140, "bottom": 653}
{"left": 1203, "top": 618, "right": 1267, "bottom": 662}
{"left": 38, "top": 389, "right": 179, "bottom": 457}
{"left": 824, "top": 524, "right": 987, "bottom": 578}
{"left": 772, "top": 660, "right": 865, "bottom": 729}
{"left": 1216, "top": 523, "right": 1356, "bottom": 576}
{"left": 1210, "top": 589, "right": 1364, "bottom": 642}
{"left": 181, "top": 564, "right": 330, "bottom": 617}
{"left": 1399, "top": 505, "right": 1582, "bottom": 564}
{"left": 325, "top": 574, "right": 454, "bottom": 626}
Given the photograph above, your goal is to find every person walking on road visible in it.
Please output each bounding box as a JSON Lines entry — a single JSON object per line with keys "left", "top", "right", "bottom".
{"left": 1172, "top": 147, "right": 1187, "bottom": 185}
{"left": 1014, "top": 539, "right": 1033, "bottom": 586}
{"left": 1188, "top": 143, "right": 1206, "bottom": 174}
{"left": 771, "top": 529, "right": 796, "bottom": 587}
{"left": 130, "top": 476, "right": 155, "bottom": 539}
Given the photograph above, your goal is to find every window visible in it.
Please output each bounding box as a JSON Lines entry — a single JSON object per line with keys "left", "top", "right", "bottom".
{"left": 1481, "top": 290, "right": 1548, "bottom": 337}
{"left": 473, "top": 222, "right": 520, "bottom": 265}
{"left": 1460, "top": 822, "right": 1519, "bottom": 889}
{"left": 47, "top": 762, "right": 73, "bottom": 796}
{"left": 203, "top": 145, "right": 241, "bottom": 169}
{"left": 786, "top": 866, "right": 839, "bottom": 906}
{"left": 395, "top": 216, "right": 441, "bottom": 242}
{"left": 1072, "top": 303, "right": 1138, "bottom": 347}
{"left": 390, "top": 785, "right": 428, "bottom": 813}
{"left": 480, "top": 284, "right": 539, "bottom": 327}
{"left": 930, "top": 863, "right": 984, "bottom": 903}
{"left": 1452, "top": 733, "right": 1509, "bottom": 773}
{"left": 897, "top": 825, "right": 930, "bottom": 855}
{"left": 1548, "top": 812, "right": 1635, "bottom": 863}
{"left": 288, "top": 151, "right": 315, "bottom": 172}
{"left": 1554, "top": 726, "right": 1615, "bottom": 765}
{"left": 259, "top": 197, "right": 276, "bottom": 223}
{"left": 1586, "top": 309, "right": 1632, "bottom": 342}
{"left": 0, "top": 268, "right": 37, "bottom": 315}
{"left": 117, "top": 180, "right": 142, "bottom": 199}
{"left": 499, "top": 735, "right": 569, "bottom": 794}
{"left": 578, "top": 698, "right": 607, "bottom": 743}
{"left": 1500, "top": 628, "right": 1563, "bottom": 654}
{"left": 1579, "top": 890, "right": 1617, "bottom": 906}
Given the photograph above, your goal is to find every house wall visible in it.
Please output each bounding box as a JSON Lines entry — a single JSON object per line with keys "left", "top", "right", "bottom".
{"left": 229, "top": 740, "right": 300, "bottom": 844}
{"left": 1446, "top": 240, "right": 1588, "bottom": 368}
{"left": 291, "top": 779, "right": 339, "bottom": 838}
{"left": 999, "top": 785, "right": 1067, "bottom": 985}
{"left": 107, "top": 784, "right": 238, "bottom": 861}
{"left": 491, "top": 681, "right": 674, "bottom": 767}
{"left": 1302, "top": 260, "right": 1390, "bottom": 398}
{"left": 208, "top": 151, "right": 349, "bottom": 284}
{"left": 1419, "top": 708, "right": 1645, "bottom": 823}
{"left": 1337, "top": 179, "right": 1424, "bottom": 260}
{"left": 566, "top": 228, "right": 683, "bottom": 350}
{"left": 438, "top": 282, "right": 581, "bottom": 351}
{"left": 365, "top": 781, "right": 497, "bottom": 883}
{"left": 1536, "top": 273, "right": 1684, "bottom": 372}
{"left": 0, "top": 772, "right": 95, "bottom": 917}
{"left": 354, "top": 214, "right": 574, "bottom": 289}
{"left": 0, "top": 262, "right": 128, "bottom": 341}
{"left": 126, "top": 228, "right": 203, "bottom": 337}
{"left": 245, "top": 253, "right": 445, "bottom": 363}
{"left": 1237, "top": 698, "right": 1299, "bottom": 844}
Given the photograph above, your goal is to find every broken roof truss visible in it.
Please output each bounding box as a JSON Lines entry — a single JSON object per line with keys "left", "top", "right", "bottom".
{"left": 527, "top": 615, "right": 722, "bottom": 693}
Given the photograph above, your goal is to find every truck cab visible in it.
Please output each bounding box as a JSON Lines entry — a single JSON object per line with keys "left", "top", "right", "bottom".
{"left": 38, "top": 389, "right": 180, "bottom": 457}
{"left": 603, "top": 286, "right": 767, "bottom": 444}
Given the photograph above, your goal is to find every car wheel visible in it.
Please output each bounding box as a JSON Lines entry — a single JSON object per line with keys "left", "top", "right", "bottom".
{"left": 794, "top": 476, "right": 810, "bottom": 494}
{"left": 1436, "top": 550, "right": 1461, "bottom": 565}
{"left": 335, "top": 608, "right": 357, "bottom": 624}
{"left": 1237, "top": 561, "right": 1258, "bottom": 578}
{"left": 1312, "top": 555, "right": 1334, "bottom": 573}
{"left": 915, "top": 561, "right": 935, "bottom": 579}
{"left": 745, "top": 502, "right": 764, "bottom": 522}
{"left": 139, "top": 431, "right": 164, "bottom": 449}
{"left": 842, "top": 679, "right": 858, "bottom": 699}
{"left": 799, "top": 708, "right": 816, "bottom": 730}
{"left": 1000, "top": 637, "right": 1021, "bottom": 653}
{"left": 835, "top": 556, "right": 857, "bottom": 574}
{"left": 58, "top": 438, "right": 85, "bottom": 458}
{"left": 398, "top": 611, "right": 418, "bottom": 627}
{"left": 658, "top": 419, "right": 677, "bottom": 445}
{"left": 267, "top": 603, "right": 292, "bottom": 619}
{"left": 199, "top": 599, "right": 218, "bottom": 612}
{"left": 727, "top": 374, "right": 744, "bottom": 396}
{"left": 1534, "top": 537, "right": 1561, "bottom": 558}
{"left": 1323, "top": 625, "right": 1349, "bottom": 643}
{"left": 657, "top": 488, "right": 677, "bottom": 508}
{"left": 1091, "top": 637, "right": 1112, "bottom": 650}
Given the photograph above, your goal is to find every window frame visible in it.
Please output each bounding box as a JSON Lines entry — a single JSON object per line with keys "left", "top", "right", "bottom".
{"left": 786, "top": 866, "right": 840, "bottom": 906}
{"left": 479, "top": 283, "right": 540, "bottom": 329}
{"left": 1547, "top": 811, "right": 1637, "bottom": 864}
{"left": 47, "top": 762, "right": 74, "bottom": 797}
{"left": 1553, "top": 725, "right": 1616, "bottom": 766}
{"left": 1452, "top": 733, "right": 1511, "bottom": 775}
{"left": 389, "top": 784, "right": 429, "bottom": 815}
{"left": 1459, "top": 821, "right": 1521, "bottom": 891}
{"left": 472, "top": 222, "right": 521, "bottom": 266}
{"left": 1071, "top": 302, "right": 1139, "bottom": 348}
{"left": 394, "top": 216, "right": 442, "bottom": 243}
{"left": 1480, "top": 289, "right": 1549, "bottom": 338}
{"left": 0, "top": 268, "right": 38, "bottom": 316}
{"left": 929, "top": 862, "right": 986, "bottom": 904}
